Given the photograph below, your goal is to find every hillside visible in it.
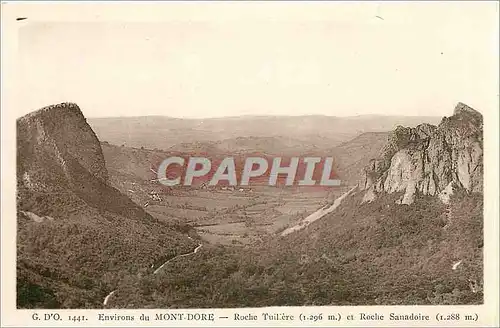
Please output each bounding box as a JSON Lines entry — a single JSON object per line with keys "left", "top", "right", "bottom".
{"left": 329, "top": 132, "right": 390, "bottom": 185}
{"left": 271, "top": 103, "right": 483, "bottom": 305}
{"left": 82, "top": 102, "right": 483, "bottom": 308}
{"left": 88, "top": 115, "right": 441, "bottom": 151}
{"left": 100, "top": 131, "right": 391, "bottom": 188}
{"left": 113, "top": 189, "right": 481, "bottom": 308}
{"left": 169, "top": 136, "right": 325, "bottom": 155}
{"left": 16, "top": 103, "right": 196, "bottom": 309}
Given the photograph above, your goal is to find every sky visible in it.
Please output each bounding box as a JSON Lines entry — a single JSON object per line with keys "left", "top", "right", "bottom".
{"left": 7, "top": 1, "right": 500, "bottom": 118}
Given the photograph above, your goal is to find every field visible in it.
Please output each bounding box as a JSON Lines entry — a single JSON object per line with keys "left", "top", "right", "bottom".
{"left": 107, "top": 168, "right": 349, "bottom": 246}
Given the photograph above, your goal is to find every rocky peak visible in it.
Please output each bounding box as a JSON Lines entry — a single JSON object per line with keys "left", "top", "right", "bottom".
{"left": 17, "top": 103, "right": 155, "bottom": 222}
{"left": 361, "top": 102, "right": 482, "bottom": 204}
{"left": 453, "top": 102, "right": 482, "bottom": 118}
{"left": 17, "top": 102, "right": 109, "bottom": 192}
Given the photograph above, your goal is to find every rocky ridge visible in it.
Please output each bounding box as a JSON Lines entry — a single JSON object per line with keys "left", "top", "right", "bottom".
{"left": 360, "top": 102, "right": 483, "bottom": 204}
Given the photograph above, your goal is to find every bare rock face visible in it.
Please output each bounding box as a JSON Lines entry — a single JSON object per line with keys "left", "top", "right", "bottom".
{"left": 17, "top": 103, "right": 152, "bottom": 221}
{"left": 360, "top": 102, "right": 482, "bottom": 204}
{"left": 17, "top": 102, "right": 109, "bottom": 192}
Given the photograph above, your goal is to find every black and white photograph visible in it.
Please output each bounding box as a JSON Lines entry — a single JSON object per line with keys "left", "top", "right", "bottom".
{"left": 2, "top": 1, "right": 498, "bottom": 322}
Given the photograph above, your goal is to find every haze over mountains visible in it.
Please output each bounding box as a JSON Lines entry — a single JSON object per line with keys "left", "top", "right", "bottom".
{"left": 16, "top": 102, "right": 482, "bottom": 308}
{"left": 88, "top": 115, "right": 441, "bottom": 151}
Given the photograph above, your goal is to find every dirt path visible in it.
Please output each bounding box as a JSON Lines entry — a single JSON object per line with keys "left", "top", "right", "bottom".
{"left": 102, "top": 237, "right": 202, "bottom": 307}
{"left": 280, "top": 186, "right": 357, "bottom": 237}
{"left": 102, "top": 290, "right": 115, "bottom": 306}
{"left": 153, "top": 243, "right": 202, "bottom": 274}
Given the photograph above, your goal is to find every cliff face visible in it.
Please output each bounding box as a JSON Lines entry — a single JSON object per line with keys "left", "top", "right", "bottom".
{"left": 360, "top": 102, "right": 483, "bottom": 204}
{"left": 17, "top": 102, "right": 108, "bottom": 192}
{"left": 16, "top": 103, "right": 150, "bottom": 221}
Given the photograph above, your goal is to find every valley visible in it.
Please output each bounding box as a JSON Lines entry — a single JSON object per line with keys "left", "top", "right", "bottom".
{"left": 16, "top": 102, "right": 484, "bottom": 309}
{"left": 101, "top": 141, "right": 351, "bottom": 246}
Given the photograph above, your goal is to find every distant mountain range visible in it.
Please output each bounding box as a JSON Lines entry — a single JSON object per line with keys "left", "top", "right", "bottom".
{"left": 88, "top": 115, "right": 441, "bottom": 151}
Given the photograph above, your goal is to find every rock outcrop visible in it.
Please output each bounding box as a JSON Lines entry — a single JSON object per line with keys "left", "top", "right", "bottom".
{"left": 17, "top": 102, "right": 108, "bottom": 192}
{"left": 16, "top": 102, "right": 149, "bottom": 221}
{"left": 360, "top": 102, "right": 483, "bottom": 204}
